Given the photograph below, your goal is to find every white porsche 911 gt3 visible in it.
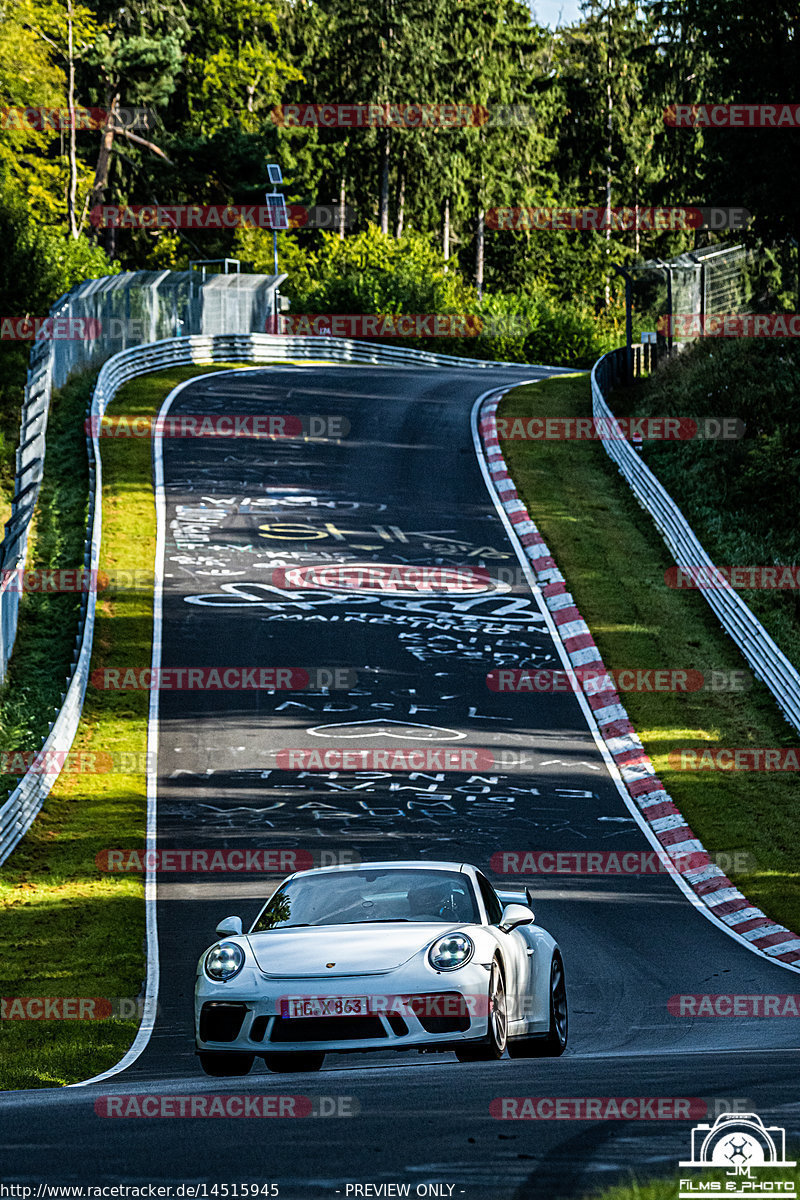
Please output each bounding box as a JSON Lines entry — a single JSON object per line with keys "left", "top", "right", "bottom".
{"left": 194, "top": 860, "right": 567, "bottom": 1075}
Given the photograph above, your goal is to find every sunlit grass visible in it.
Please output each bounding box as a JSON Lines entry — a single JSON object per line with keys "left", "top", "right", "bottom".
{"left": 574, "top": 1163, "right": 800, "bottom": 1200}
{"left": 0, "top": 362, "right": 246, "bottom": 1089}
{"left": 500, "top": 373, "right": 800, "bottom": 934}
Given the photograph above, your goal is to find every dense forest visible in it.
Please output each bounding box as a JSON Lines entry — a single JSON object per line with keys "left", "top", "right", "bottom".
{"left": 1, "top": 0, "right": 799, "bottom": 358}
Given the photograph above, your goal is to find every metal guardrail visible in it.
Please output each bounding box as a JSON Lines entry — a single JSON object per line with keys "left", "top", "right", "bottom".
{"left": 0, "top": 271, "right": 285, "bottom": 681}
{"left": 0, "top": 331, "right": 535, "bottom": 864}
{"left": 592, "top": 347, "right": 800, "bottom": 736}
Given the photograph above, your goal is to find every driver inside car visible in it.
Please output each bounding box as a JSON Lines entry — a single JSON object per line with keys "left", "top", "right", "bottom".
{"left": 407, "top": 881, "right": 473, "bottom": 922}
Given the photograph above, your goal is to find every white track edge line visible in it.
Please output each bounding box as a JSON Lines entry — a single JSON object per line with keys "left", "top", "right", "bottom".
{"left": 72, "top": 364, "right": 798, "bottom": 1092}
{"left": 470, "top": 384, "right": 800, "bottom": 978}
{"left": 70, "top": 372, "right": 225, "bottom": 1086}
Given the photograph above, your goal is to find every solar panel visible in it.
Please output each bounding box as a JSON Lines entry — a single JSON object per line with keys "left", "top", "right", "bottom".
{"left": 265, "top": 193, "right": 289, "bottom": 230}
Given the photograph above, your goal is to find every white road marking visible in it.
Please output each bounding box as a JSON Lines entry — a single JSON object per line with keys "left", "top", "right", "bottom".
{"left": 471, "top": 384, "right": 800, "bottom": 977}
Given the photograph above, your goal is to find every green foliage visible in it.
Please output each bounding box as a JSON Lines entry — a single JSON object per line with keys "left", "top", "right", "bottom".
{"left": 476, "top": 287, "right": 621, "bottom": 366}
{"left": 0, "top": 177, "right": 116, "bottom": 507}
{"left": 235, "top": 223, "right": 618, "bottom": 366}
{"left": 0, "top": 0, "right": 103, "bottom": 221}
{"left": 293, "top": 225, "right": 474, "bottom": 312}
{"left": 651, "top": 0, "right": 800, "bottom": 246}
{"left": 621, "top": 338, "right": 800, "bottom": 665}
{"left": 0, "top": 177, "right": 114, "bottom": 313}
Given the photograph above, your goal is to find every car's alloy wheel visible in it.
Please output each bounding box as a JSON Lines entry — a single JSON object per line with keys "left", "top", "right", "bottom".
{"left": 455, "top": 959, "right": 507, "bottom": 1062}
{"left": 508, "top": 951, "right": 568, "bottom": 1058}
{"left": 197, "top": 1051, "right": 255, "bottom": 1076}
{"left": 264, "top": 1053, "right": 325, "bottom": 1073}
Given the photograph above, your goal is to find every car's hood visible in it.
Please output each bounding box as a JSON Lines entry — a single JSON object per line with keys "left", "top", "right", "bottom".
{"left": 247, "top": 922, "right": 467, "bottom": 977}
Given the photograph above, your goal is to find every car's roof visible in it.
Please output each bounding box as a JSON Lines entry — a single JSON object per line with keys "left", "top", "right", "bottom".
{"left": 289, "top": 860, "right": 473, "bottom": 878}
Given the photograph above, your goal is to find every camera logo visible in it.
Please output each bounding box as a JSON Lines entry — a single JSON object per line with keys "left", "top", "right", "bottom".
{"left": 679, "top": 1113, "right": 795, "bottom": 1197}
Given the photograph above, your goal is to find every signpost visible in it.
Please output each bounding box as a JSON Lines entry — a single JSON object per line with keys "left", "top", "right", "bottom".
{"left": 265, "top": 163, "right": 287, "bottom": 327}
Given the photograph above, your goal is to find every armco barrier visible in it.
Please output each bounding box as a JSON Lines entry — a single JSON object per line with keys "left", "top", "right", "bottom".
{"left": 0, "top": 332, "right": 535, "bottom": 864}
{"left": 0, "top": 270, "right": 285, "bottom": 681}
{"left": 592, "top": 347, "right": 800, "bottom": 735}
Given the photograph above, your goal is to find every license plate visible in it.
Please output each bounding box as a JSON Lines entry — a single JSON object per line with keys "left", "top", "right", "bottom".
{"left": 281, "top": 995, "right": 369, "bottom": 1019}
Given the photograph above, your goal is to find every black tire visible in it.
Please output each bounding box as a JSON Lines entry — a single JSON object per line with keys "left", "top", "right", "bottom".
{"left": 263, "top": 1053, "right": 325, "bottom": 1073}
{"left": 508, "top": 951, "right": 568, "bottom": 1058}
{"left": 455, "top": 959, "right": 507, "bottom": 1062}
{"left": 198, "top": 1051, "right": 255, "bottom": 1076}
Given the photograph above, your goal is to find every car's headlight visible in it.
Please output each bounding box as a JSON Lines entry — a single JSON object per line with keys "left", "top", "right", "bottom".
{"left": 428, "top": 933, "right": 474, "bottom": 971}
{"left": 204, "top": 941, "right": 245, "bottom": 981}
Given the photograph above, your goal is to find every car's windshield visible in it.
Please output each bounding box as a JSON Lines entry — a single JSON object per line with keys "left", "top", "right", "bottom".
{"left": 250, "top": 868, "right": 479, "bottom": 931}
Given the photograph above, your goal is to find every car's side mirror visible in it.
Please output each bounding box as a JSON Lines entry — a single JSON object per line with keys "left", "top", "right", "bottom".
{"left": 499, "top": 903, "right": 535, "bottom": 932}
{"left": 215, "top": 915, "right": 243, "bottom": 937}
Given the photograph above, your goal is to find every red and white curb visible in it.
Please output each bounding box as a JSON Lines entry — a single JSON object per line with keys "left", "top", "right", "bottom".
{"left": 478, "top": 391, "right": 800, "bottom": 968}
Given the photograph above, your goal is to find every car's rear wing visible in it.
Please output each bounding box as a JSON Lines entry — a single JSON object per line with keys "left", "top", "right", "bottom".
{"left": 497, "top": 888, "right": 535, "bottom": 909}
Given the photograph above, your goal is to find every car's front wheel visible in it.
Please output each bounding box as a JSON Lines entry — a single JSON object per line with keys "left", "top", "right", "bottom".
{"left": 197, "top": 1051, "right": 255, "bottom": 1076}
{"left": 264, "top": 1053, "right": 325, "bottom": 1073}
{"left": 455, "top": 959, "right": 507, "bottom": 1062}
{"left": 508, "top": 951, "right": 568, "bottom": 1058}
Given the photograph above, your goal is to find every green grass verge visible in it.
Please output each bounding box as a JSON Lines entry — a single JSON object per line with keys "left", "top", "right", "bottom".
{"left": 0, "top": 345, "right": 29, "bottom": 530}
{"left": 499, "top": 374, "right": 800, "bottom": 934}
{"left": 0, "top": 370, "right": 91, "bottom": 769}
{"left": 576, "top": 1181, "right": 675, "bottom": 1200}
{"left": 572, "top": 1161, "right": 800, "bottom": 1200}
{"left": 0, "top": 362, "right": 245, "bottom": 1089}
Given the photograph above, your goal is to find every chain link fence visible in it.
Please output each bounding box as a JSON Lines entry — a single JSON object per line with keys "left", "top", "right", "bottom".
{"left": 0, "top": 269, "right": 284, "bottom": 681}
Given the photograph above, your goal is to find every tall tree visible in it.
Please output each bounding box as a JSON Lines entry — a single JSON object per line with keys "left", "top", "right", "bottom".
{"left": 80, "top": 0, "right": 187, "bottom": 246}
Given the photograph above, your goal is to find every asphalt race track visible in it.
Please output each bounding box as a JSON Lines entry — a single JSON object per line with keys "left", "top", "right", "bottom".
{"left": 2, "top": 362, "right": 800, "bottom": 1198}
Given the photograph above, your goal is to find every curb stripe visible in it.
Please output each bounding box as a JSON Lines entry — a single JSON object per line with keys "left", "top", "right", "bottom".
{"left": 476, "top": 387, "right": 800, "bottom": 971}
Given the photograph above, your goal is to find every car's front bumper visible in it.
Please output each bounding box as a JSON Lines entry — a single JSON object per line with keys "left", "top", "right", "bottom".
{"left": 195, "top": 962, "right": 495, "bottom": 1056}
